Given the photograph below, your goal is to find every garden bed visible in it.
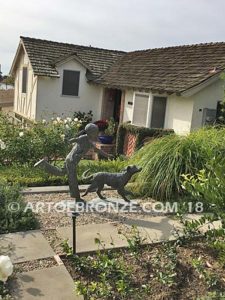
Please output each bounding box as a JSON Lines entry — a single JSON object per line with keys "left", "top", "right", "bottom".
{"left": 61, "top": 238, "right": 225, "bottom": 300}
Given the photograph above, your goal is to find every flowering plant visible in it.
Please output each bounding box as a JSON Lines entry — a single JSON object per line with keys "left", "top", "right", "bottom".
{"left": 0, "top": 256, "right": 13, "bottom": 282}
{"left": 94, "top": 120, "right": 108, "bottom": 132}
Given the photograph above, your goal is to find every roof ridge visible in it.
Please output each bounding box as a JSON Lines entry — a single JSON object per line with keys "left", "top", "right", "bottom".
{"left": 128, "top": 41, "right": 225, "bottom": 55}
{"left": 20, "top": 36, "right": 126, "bottom": 54}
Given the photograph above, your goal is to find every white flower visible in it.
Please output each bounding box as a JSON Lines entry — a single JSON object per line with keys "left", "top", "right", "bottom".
{"left": 0, "top": 256, "right": 13, "bottom": 282}
{"left": 74, "top": 118, "right": 78, "bottom": 122}
{"left": 64, "top": 119, "right": 68, "bottom": 124}
{"left": 53, "top": 120, "right": 57, "bottom": 125}
{"left": 56, "top": 117, "right": 61, "bottom": 122}
{"left": 67, "top": 117, "right": 72, "bottom": 122}
{"left": 42, "top": 119, "right": 47, "bottom": 124}
{"left": 60, "top": 134, "right": 65, "bottom": 141}
{"left": 65, "top": 124, "right": 70, "bottom": 129}
{"left": 0, "top": 140, "right": 6, "bottom": 150}
{"left": 19, "top": 132, "right": 24, "bottom": 137}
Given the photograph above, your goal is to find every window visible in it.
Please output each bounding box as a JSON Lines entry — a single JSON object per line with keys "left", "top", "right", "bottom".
{"left": 150, "top": 96, "right": 167, "bottom": 128}
{"left": 132, "top": 93, "right": 167, "bottom": 128}
{"left": 216, "top": 101, "right": 225, "bottom": 123}
{"left": 22, "top": 67, "right": 28, "bottom": 93}
{"left": 62, "top": 70, "right": 80, "bottom": 96}
{"left": 132, "top": 93, "right": 149, "bottom": 127}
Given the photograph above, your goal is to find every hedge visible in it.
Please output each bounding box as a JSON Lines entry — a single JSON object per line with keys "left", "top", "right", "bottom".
{"left": 116, "top": 123, "right": 174, "bottom": 155}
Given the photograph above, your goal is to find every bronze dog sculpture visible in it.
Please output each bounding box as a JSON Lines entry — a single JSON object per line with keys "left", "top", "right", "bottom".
{"left": 82, "top": 165, "right": 142, "bottom": 202}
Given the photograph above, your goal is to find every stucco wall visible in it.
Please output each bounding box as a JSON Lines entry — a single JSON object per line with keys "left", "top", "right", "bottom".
{"left": 123, "top": 90, "right": 194, "bottom": 134}
{"left": 191, "top": 79, "right": 224, "bottom": 130}
{"left": 36, "top": 59, "right": 103, "bottom": 120}
{"left": 123, "top": 90, "right": 134, "bottom": 122}
{"left": 164, "top": 95, "right": 194, "bottom": 134}
{"left": 14, "top": 49, "right": 37, "bottom": 119}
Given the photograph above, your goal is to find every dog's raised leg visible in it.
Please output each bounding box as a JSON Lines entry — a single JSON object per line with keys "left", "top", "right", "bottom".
{"left": 117, "top": 188, "right": 130, "bottom": 202}
{"left": 97, "top": 189, "right": 106, "bottom": 200}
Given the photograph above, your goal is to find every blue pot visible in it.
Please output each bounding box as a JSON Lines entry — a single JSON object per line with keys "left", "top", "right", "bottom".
{"left": 98, "top": 135, "right": 114, "bottom": 144}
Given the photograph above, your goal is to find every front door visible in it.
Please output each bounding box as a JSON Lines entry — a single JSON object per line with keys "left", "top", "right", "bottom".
{"left": 101, "top": 88, "right": 121, "bottom": 122}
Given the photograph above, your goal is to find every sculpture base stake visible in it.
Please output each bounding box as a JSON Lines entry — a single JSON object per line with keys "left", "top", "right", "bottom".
{"left": 72, "top": 211, "right": 80, "bottom": 255}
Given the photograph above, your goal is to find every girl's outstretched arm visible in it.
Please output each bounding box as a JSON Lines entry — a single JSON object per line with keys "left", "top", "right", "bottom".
{"left": 91, "top": 142, "right": 114, "bottom": 159}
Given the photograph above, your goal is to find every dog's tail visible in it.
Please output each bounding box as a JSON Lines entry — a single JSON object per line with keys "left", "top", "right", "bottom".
{"left": 82, "top": 169, "right": 94, "bottom": 181}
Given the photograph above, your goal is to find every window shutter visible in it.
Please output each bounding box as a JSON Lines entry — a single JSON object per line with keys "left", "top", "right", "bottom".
{"left": 62, "top": 70, "right": 80, "bottom": 96}
{"left": 132, "top": 94, "right": 149, "bottom": 127}
{"left": 22, "top": 67, "right": 28, "bottom": 93}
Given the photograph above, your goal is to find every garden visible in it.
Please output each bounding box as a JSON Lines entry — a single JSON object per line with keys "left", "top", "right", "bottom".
{"left": 0, "top": 111, "right": 225, "bottom": 299}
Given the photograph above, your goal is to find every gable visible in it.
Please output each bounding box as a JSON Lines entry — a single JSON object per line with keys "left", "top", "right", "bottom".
{"left": 12, "top": 36, "right": 125, "bottom": 80}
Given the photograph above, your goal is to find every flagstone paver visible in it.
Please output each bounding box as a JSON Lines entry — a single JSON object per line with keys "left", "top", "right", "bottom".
{"left": 123, "top": 215, "right": 183, "bottom": 242}
{"left": 22, "top": 185, "right": 112, "bottom": 195}
{"left": 0, "top": 230, "right": 55, "bottom": 263}
{"left": 57, "top": 216, "right": 183, "bottom": 252}
{"left": 10, "top": 265, "right": 83, "bottom": 300}
{"left": 57, "top": 223, "right": 128, "bottom": 252}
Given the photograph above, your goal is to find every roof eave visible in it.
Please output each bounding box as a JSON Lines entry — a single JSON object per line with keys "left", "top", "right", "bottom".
{"left": 180, "top": 72, "right": 223, "bottom": 97}
{"left": 9, "top": 40, "right": 24, "bottom": 76}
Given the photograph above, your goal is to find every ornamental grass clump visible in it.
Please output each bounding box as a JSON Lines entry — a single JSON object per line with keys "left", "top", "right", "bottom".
{"left": 132, "top": 127, "right": 225, "bottom": 200}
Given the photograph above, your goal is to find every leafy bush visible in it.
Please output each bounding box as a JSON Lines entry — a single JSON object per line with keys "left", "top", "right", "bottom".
{"left": 0, "top": 182, "right": 38, "bottom": 234}
{"left": 0, "top": 281, "right": 11, "bottom": 299}
{"left": 73, "top": 110, "right": 93, "bottom": 129}
{"left": 0, "top": 114, "right": 84, "bottom": 165}
{"left": 182, "top": 154, "right": 225, "bottom": 210}
{"left": 131, "top": 127, "right": 225, "bottom": 200}
{"left": 116, "top": 123, "right": 174, "bottom": 155}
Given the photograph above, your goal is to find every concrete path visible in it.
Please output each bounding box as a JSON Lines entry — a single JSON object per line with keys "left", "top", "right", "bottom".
{"left": 10, "top": 265, "right": 83, "bottom": 300}
{"left": 22, "top": 185, "right": 112, "bottom": 195}
{"left": 57, "top": 223, "right": 128, "bottom": 252}
{"left": 0, "top": 230, "right": 55, "bottom": 263}
{"left": 57, "top": 216, "right": 183, "bottom": 253}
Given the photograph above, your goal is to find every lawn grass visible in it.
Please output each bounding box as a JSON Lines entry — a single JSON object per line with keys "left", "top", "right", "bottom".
{"left": 0, "top": 158, "right": 126, "bottom": 187}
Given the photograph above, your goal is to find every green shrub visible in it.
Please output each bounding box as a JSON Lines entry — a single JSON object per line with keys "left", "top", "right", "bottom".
{"left": 0, "top": 114, "right": 83, "bottom": 165}
{"left": 131, "top": 127, "right": 225, "bottom": 200}
{"left": 182, "top": 154, "right": 225, "bottom": 210}
{"left": 116, "top": 123, "right": 174, "bottom": 154}
{"left": 0, "top": 182, "right": 38, "bottom": 234}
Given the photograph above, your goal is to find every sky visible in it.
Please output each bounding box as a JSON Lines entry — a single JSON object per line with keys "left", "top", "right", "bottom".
{"left": 1, "top": 0, "right": 225, "bottom": 74}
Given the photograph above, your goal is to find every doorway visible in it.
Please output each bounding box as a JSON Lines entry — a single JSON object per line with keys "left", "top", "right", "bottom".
{"left": 101, "top": 88, "right": 122, "bottom": 122}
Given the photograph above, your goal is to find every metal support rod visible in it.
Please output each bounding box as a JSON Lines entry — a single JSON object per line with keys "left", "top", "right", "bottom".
{"left": 72, "top": 212, "right": 79, "bottom": 255}
{"left": 72, "top": 214, "right": 76, "bottom": 255}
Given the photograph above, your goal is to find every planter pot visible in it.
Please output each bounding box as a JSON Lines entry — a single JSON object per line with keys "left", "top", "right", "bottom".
{"left": 98, "top": 135, "right": 114, "bottom": 144}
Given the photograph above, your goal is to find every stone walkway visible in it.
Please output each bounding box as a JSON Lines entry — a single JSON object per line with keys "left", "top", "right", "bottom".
{"left": 1, "top": 188, "right": 223, "bottom": 299}
{"left": 22, "top": 184, "right": 112, "bottom": 195}
{"left": 10, "top": 266, "right": 83, "bottom": 300}
{"left": 0, "top": 231, "right": 55, "bottom": 263}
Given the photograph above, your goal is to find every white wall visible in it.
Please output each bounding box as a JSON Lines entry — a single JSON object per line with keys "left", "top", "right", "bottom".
{"left": 123, "top": 90, "right": 194, "bottom": 134}
{"left": 14, "top": 49, "right": 37, "bottom": 120}
{"left": 36, "top": 59, "right": 103, "bottom": 120}
{"left": 191, "top": 79, "right": 224, "bottom": 130}
{"left": 123, "top": 89, "right": 134, "bottom": 122}
{"left": 164, "top": 95, "right": 194, "bottom": 134}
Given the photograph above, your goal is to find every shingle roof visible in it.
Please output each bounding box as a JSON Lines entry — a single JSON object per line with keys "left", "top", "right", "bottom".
{"left": 20, "top": 37, "right": 225, "bottom": 94}
{"left": 20, "top": 36, "right": 125, "bottom": 79}
{"left": 97, "top": 42, "right": 225, "bottom": 94}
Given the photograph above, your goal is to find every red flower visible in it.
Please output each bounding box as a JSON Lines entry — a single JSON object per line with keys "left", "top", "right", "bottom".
{"left": 94, "top": 120, "right": 109, "bottom": 131}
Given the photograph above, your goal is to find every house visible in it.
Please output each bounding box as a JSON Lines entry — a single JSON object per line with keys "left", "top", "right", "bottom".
{"left": 10, "top": 37, "right": 225, "bottom": 134}
{"left": 0, "top": 89, "right": 14, "bottom": 113}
